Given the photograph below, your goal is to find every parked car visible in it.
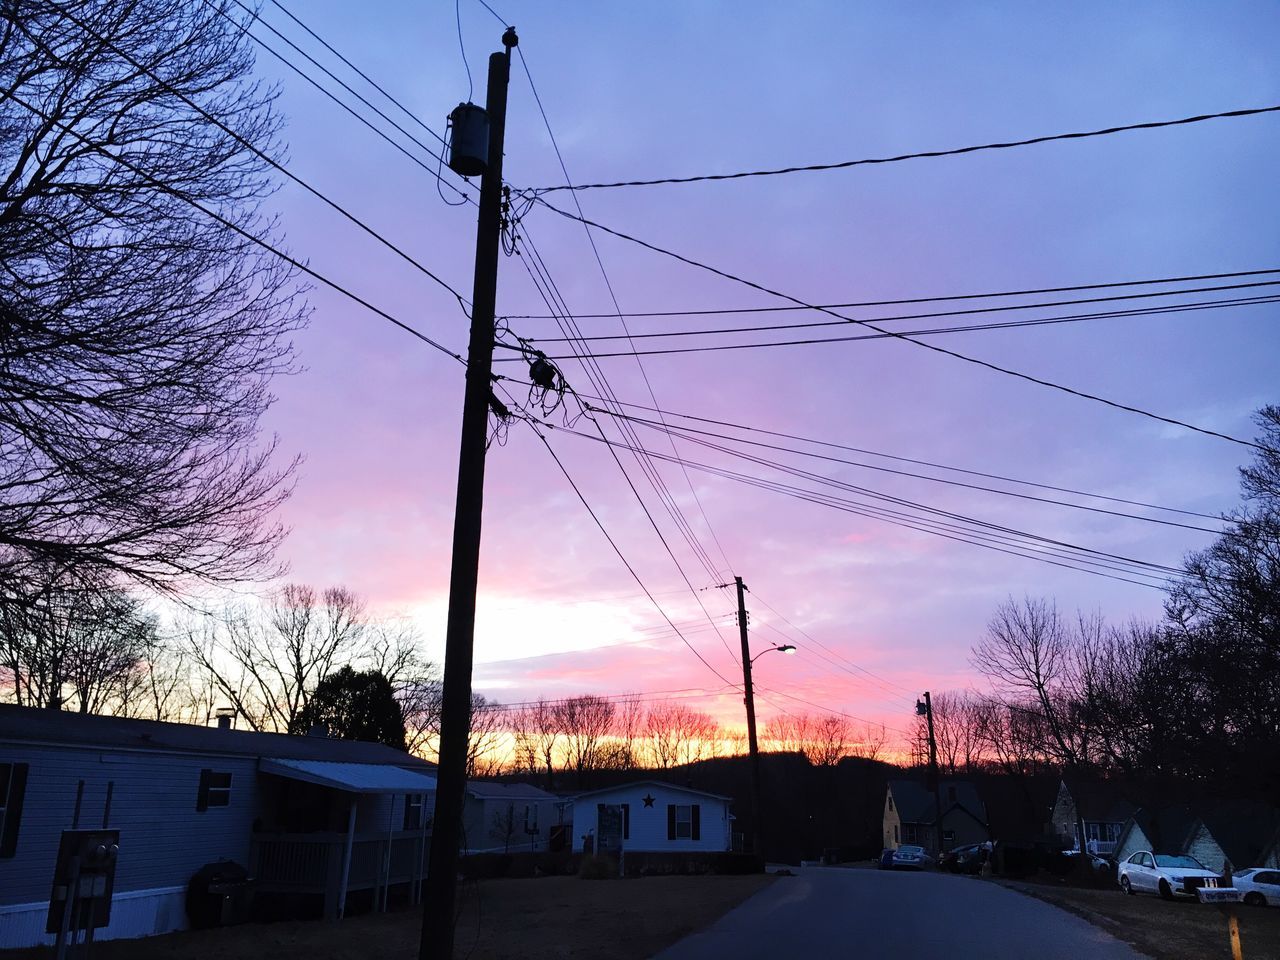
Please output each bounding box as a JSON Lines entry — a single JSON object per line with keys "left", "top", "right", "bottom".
{"left": 940, "top": 843, "right": 988, "bottom": 874}
{"left": 1234, "top": 868, "right": 1280, "bottom": 907}
{"left": 891, "top": 845, "right": 933, "bottom": 870}
{"left": 1118, "top": 851, "right": 1224, "bottom": 899}
{"left": 1064, "top": 849, "right": 1115, "bottom": 877}
{"left": 878, "top": 848, "right": 895, "bottom": 870}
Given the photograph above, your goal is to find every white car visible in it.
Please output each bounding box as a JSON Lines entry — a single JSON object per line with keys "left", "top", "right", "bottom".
{"left": 891, "top": 844, "right": 933, "bottom": 870}
{"left": 1234, "top": 868, "right": 1280, "bottom": 907}
{"left": 1118, "top": 851, "right": 1224, "bottom": 899}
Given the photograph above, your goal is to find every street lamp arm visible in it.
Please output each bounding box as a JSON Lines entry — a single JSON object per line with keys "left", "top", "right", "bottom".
{"left": 749, "top": 643, "right": 796, "bottom": 664}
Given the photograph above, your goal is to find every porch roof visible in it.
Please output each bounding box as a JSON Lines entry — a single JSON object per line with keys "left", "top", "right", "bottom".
{"left": 260, "top": 758, "right": 438, "bottom": 794}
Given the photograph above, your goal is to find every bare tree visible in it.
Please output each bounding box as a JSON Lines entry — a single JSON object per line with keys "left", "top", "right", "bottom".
{"left": 849, "top": 721, "right": 888, "bottom": 762}
{"left": 509, "top": 698, "right": 563, "bottom": 787}
{"left": 646, "top": 701, "right": 720, "bottom": 768}
{"left": 0, "top": 0, "right": 307, "bottom": 593}
{"left": 556, "top": 695, "right": 615, "bottom": 785}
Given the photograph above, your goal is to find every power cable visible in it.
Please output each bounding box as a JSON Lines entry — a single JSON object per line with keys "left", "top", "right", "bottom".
{"left": 530, "top": 196, "right": 1263, "bottom": 450}
{"left": 609, "top": 410, "right": 1227, "bottom": 534}
{"left": 752, "top": 684, "right": 913, "bottom": 739}
{"left": 534, "top": 390, "right": 1223, "bottom": 522}
{"left": 49, "top": 0, "right": 471, "bottom": 316}
{"left": 4, "top": 88, "right": 466, "bottom": 363}
{"left": 515, "top": 46, "right": 736, "bottom": 581}
{"left": 531, "top": 104, "right": 1280, "bottom": 193}
{"left": 503, "top": 267, "right": 1280, "bottom": 320}
{"left": 506, "top": 294, "right": 1280, "bottom": 358}
{"left": 523, "top": 281, "right": 1280, "bottom": 342}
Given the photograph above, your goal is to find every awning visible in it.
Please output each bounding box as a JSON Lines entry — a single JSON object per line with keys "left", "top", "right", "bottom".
{"left": 260, "top": 758, "right": 437, "bottom": 794}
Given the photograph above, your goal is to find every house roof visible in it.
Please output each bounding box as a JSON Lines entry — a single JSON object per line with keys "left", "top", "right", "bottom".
{"left": 1123, "top": 805, "right": 1200, "bottom": 854}
{"left": 1198, "top": 800, "right": 1280, "bottom": 869}
{"left": 889, "top": 778, "right": 986, "bottom": 826}
{"left": 569, "top": 780, "right": 732, "bottom": 803}
{"left": 0, "top": 703, "right": 432, "bottom": 767}
{"left": 466, "top": 780, "right": 557, "bottom": 801}
{"left": 1061, "top": 777, "right": 1138, "bottom": 823}
{"left": 261, "top": 758, "right": 437, "bottom": 794}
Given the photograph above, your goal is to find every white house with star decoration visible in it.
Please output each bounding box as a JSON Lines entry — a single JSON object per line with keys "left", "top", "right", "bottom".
{"left": 565, "top": 780, "right": 734, "bottom": 854}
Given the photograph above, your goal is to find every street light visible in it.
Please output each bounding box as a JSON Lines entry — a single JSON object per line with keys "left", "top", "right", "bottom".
{"left": 751, "top": 643, "right": 796, "bottom": 664}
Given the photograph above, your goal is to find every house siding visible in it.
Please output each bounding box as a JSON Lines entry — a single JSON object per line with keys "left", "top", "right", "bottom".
{"left": 882, "top": 789, "right": 902, "bottom": 850}
{"left": 0, "top": 742, "right": 259, "bottom": 947}
{"left": 1049, "top": 781, "right": 1077, "bottom": 848}
{"left": 463, "top": 795, "right": 558, "bottom": 854}
{"left": 1115, "top": 823, "right": 1152, "bottom": 864}
{"left": 570, "top": 784, "right": 729, "bottom": 853}
{"left": 1187, "top": 824, "right": 1228, "bottom": 872}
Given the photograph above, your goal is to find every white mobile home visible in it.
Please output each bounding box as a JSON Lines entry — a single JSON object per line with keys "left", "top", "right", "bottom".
{"left": 0, "top": 704, "right": 436, "bottom": 948}
{"left": 567, "top": 781, "right": 733, "bottom": 854}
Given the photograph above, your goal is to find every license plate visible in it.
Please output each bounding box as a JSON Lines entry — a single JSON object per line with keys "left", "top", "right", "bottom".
{"left": 1197, "top": 888, "right": 1241, "bottom": 904}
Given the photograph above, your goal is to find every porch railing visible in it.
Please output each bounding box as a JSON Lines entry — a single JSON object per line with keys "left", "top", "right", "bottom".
{"left": 250, "top": 830, "right": 429, "bottom": 917}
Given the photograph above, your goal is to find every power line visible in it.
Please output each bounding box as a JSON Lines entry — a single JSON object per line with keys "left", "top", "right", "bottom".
{"left": 504, "top": 294, "right": 1280, "bottom": 358}
{"left": 4, "top": 88, "right": 465, "bottom": 363}
{"left": 530, "top": 196, "right": 1263, "bottom": 450}
{"left": 503, "top": 267, "right": 1280, "bottom": 320}
{"left": 525, "top": 422, "right": 739, "bottom": 689}
{"left": 52, "top": 0, "right": 471, "bottom": 317}
{"left": 515, "top": 46, "right": 736, "bottom": 582}
{"left": 528, "top": 389, "right": 1223, "bottom": 522}
{"left": 606, "top": 410, "right": 1227, "bottom": 534}
{"left": 540, "top": 421, "right": 1190, "bottom": 590}
{"left": 531, "top": 104, "right": 1280, "bottom": 193}
{"left": 522, "top": 281, "right": 1280, "bottom": 342}
{"left": 752, "top": 684, "right": 913, "bottom": 738}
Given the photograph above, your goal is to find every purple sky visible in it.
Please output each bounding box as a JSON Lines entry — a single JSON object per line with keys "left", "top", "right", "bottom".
{"left": 241, "top": 1, "right": 1279, "bottom": 745}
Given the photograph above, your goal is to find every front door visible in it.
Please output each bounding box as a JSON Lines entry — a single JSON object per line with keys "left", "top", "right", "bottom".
{"left": 597, "top": 804, "right": 624, "bottom": 854}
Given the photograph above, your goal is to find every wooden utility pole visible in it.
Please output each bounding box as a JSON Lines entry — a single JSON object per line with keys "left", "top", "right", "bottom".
{"left": 918, "top": 691, "right": 944, "bottom": 856}
{"left": 734, "top": 576, "right": 764, "bottom": 859}
{"left": 419, "top": 27, "right": 517, "bottom": 960}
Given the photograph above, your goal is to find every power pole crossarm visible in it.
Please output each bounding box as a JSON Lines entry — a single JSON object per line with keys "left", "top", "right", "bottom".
{"left": 419, "top": 28, "right": 517, "bottom": 960}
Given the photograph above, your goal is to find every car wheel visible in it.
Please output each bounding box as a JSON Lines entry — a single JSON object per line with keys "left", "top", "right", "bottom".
{"left": 1244, "top": 892, "right": 1265, "bottom": 907}
{"left": 1158, "top": 880, "right": 1173, "bottom": 901}
{"left": 1121, "top": 875, "right": 1134, "bottom": 896}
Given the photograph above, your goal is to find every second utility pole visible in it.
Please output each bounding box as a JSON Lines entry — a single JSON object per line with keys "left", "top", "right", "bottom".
{"left": 734, "top": 576, "right": 764, "bottom": 860}
{"left": 419, "top": 27, "right": 517, "bottom": 960}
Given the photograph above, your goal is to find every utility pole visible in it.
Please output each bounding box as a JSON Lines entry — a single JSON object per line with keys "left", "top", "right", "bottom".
{"left": 917, "top": 691, "right": 943, "bottom": 857}
{"left": 734, "top": 576, "right": 764, "bottom": 860}
{"left": 419, "top": 27, "right": 517, "bottom": 960}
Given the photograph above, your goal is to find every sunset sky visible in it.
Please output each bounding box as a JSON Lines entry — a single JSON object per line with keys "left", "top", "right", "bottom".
{"left": 233, "top": 1, "right": 1279, "bottom": 747}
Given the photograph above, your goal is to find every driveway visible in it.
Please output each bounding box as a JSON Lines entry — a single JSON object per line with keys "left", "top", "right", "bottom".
{"left": 653, "top": 866, "right": 1148, "bottom": 959}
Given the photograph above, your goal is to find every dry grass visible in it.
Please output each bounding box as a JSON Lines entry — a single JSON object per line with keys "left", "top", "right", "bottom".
{"left": 8, "top": 874, "right": 774, "bottom": 960}
{"left": 1004, "top": 878, "right": 1280, "bottom": 960}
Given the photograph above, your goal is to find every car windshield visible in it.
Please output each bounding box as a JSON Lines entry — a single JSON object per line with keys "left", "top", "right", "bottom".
{"left": 898, "top": 846, "right": 923, "bottom": 855}
{"left": 1154, "top": 855, "right": 1206, "bottom": 869}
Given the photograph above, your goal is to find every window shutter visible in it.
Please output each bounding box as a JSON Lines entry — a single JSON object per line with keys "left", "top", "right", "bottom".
{"left": 667, "top": 804, "right": 676, "bottom": 840}
{"left": 0, "top": 763, "right": 28, "bottom": 858}
{"left": 196, "top": 768, "right": 211, "bottom": 812}
{"left": 692, "top": 804, "right": 701, "bottom": 841}
{"left": 621, "top": 804, "right": 629, "bottom": 840}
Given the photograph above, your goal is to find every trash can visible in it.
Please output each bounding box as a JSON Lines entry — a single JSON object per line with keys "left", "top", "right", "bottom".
{"left": 186, "top": 860, "right": 254, "bottom": 928}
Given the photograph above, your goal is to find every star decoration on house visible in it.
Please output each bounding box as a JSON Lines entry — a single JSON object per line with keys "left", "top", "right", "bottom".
{"left": 642, "top": 794, "right": 655, "bottom": 808}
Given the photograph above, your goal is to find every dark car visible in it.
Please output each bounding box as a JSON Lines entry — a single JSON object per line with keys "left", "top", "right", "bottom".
{"left": 878, "top": 848, "right": 895, "bottom": 870}
{"left": 940, "top": 843, "right": 988, "bottom": 874}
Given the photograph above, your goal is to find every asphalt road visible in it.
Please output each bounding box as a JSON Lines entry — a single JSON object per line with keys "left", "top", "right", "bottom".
{"left": 653, "top": 866, "right": 1147, "bottom": 960}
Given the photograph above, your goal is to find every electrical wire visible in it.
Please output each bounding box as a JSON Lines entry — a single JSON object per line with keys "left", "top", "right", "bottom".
{"left": 503, "top": 267, "right": 1280, "bottom": 320}
{"left": 515, "top": 45, "right": 737, "bottom": 582}
{"left": 46, "top": 1, "right": 473, "bottom": 315}
{"left": 530, "top": 196, "right": 1264, "bottom": 450}
{"left": 608, "top": 411, "right": 1227, "bottom": 534}
{"left": 522, "top": 281, "right": 1280, "bottom": 342}
{"left": 4, "top": 88, "right": 466, "bottom": 363}
{"left": 531, "top": 104, "right": 1280, "bottom": 193}
{"left": 505, "top": 294, "right": 1280, "bottom": 358}
{"left": 529, "top": 390, "right": 1224, "bottom": 522}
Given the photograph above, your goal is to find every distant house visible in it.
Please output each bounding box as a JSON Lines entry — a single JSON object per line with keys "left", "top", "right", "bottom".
{"left": 1114, "top": 805, "right": 1200, "bottom": 864}
{"left": 1049, "top": 778, "right": 1137, "bottom": 856}
{"left": 883, "top": 779, "right": 988, "bottom": 854}
{"left": 565, "top": 781, "right": 733, "bottom": 855}
{"left": 975, "top": 774, "right": 1057, "bottom": 845}
{"left": 1188, "top": 801, "right": 1280, "bottom": 873}
{"left": 0, "top": 704, "right": 436, "bottom": 948}
{"left": 462, "top": 780, "right": 560, "bottom": 854}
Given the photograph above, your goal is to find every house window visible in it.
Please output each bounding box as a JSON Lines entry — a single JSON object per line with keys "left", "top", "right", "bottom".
{"left": 902, "top": 823, "right": 920, "bottom": 844}
{"left": 888, "top": 795, "right": 894, "bottom": 812}
{"left": 196, "top": 769, "right": 232, "bottom": 811}
{"left": 667, "top": 803, "right": 700, "bottom": 841}
{"left": 405, "top": 794, "right": 425, "bottom": 830}
{"left": 893, "top": 824, "right": 899, "bottom": 843}
{"left": 0, "top": 763, "right": 29, "bottom": 858}
{"left": 942, "top": 829, "right": 956, "bottom": 843}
